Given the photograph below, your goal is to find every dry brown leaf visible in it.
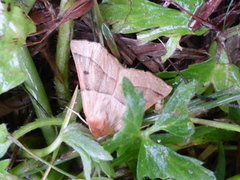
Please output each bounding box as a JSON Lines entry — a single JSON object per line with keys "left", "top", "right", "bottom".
{"left": 70, "top": 40, "right": 172, "bottom": 138}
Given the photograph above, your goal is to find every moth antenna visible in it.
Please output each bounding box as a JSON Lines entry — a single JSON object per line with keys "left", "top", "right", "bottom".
{"left": 65, "top": 106, "right": 88, "bottom": 125}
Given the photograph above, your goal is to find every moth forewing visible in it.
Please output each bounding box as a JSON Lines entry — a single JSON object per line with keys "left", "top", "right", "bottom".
{"left": 70, "top": 40, "right": 172, "bottom": 138}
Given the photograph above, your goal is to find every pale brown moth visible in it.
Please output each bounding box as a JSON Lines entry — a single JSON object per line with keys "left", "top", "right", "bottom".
{"left": 70, "top": 40, "right": 172, "bottom": 138}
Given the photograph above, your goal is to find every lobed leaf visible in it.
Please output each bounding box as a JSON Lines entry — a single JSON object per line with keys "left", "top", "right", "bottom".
{"left": 61, "top": 124, "right": 113, "bottom": 179}
{"left": 61, "top": 124, "right": 112, "bottom": 161}
{"left": 146, "top": 81, "right": 196, "bottom": 137}
{"left": 137, "top": 137, "right": 216, "bottom": 180}
{"left": 103, "top": 78, "right": 145, "bottom": 168}
{"left": 165, "top": 41, "right": 240, "bottom": 94}
{"left": 104, "top": 78, "right": 145, "bottom": 154}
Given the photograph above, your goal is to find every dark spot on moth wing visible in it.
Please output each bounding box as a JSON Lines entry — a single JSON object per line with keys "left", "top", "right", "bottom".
{"left": 84, "top": 71, "right": 89, "bottom": 75}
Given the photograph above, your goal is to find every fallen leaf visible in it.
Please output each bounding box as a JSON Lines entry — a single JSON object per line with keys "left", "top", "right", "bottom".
{"left": 70, "top": 40, "right": 172, "bottom": 138}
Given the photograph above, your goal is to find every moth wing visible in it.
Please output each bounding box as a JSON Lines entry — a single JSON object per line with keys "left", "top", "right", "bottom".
{"left": 115, "top": 69, "right": 172, "bottom": 109}
{"left": 71, "top": 40, "right": 126, "bottom": 138}
{"left": 71, "top": 40, "right": 172, "bottom": 138}
{"left": 81, "top": 91, "right": 125, "bottom": 138}
{"left": 71, "top": 40, "right": 121, "bottom": 94}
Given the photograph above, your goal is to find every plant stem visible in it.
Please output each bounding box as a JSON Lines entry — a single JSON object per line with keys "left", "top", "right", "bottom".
{"left": 8, "top": 134, "right": 75, "bottom": 179}
{"left": 190, "top": 118, "right": 240, "bottom": 132}
{"left": 13, "top": 87, "right": 79, "bottom": 158}
{"left": 12, "top": 118, "right": 62, "bottom": 139}
{"left": 188, "top": 87, "right": 240, "bottom": 115}
{"left": 29, "top": 87, "right": 79, "bottom": 157}
{"left": 219, "top": 24, "right": 240, "bottom": 41}
{"left": 19, "top": 47, "right": 55, "bottom": 144}
{"left": 54, "top": 0, "right": 74, "bottom": 107}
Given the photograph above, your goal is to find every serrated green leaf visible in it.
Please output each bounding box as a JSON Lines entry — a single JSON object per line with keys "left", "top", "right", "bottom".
{"left": 61, "top": 124, "right": 114, "bottom": 180}
{"left": 147, "top": 81, "right": 196, "bottom": 136}
{"left": 167, "top": 41, "right": 240, "bottom": 94}
{"left": 104, "top": 78, "right": 145, "bottom": 167}
{"left": 167, "top": 58, "right": 215, "bottom": 92}
{"left": 137, "top": 138, "right": 216, "bottom": 180}
{"left": 111, "top": 137, "right": 141, "bottom": 166}
{"left": 0, "top": 0, "right": 35, "bottom": 94}
{"left": 122, "top": 78, "right": 146, "bottom": 130}
{"left": 104, "top": 78, "right": 145, "bottom": 154}
{"left": 100, "top": 0, "right": 206, "bottom": 42}
{"left": 61, "top": 124, "right": 112, "bottom": 161}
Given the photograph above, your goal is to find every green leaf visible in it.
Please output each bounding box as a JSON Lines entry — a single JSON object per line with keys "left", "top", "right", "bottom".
{"left": 161, "top": 36, "right": 181, "bottom": 62}
{"left": 61, "top": 124, "right": 112, "bottom": 161}
{"left": 167, "top": 58, "right": 215, "bottom": 92}
{"left": 0, "top": 124, "right": 11, "bottom": 158}
{"left": 111, "top": 138, "right": 141, "bottom": 166}
{"left": 0, "top": 0, "right": 35, "bottom": 94}
{"left": 104, "top": 78, "right": 145, "bottom": 153}
{"left": 147, "top": 81, "right": 196, "bottom": 136}
{"left": 0, "top": 0, "right": 35, "bottom": 48}
{"left": 61, "top": 124, "right": 113, "bottom": 180}
{"left": 79, "top": 149, "right": 92, "bottom": 180}
{"left": 121, "top": 77, "right": 146, "bottom": 134}
{"left": 0, "top": 47, "right": 26, "bottom": 94}
{"left": 9, "top": 159, "right": 45, "bottom": 177}
{"left": 104, "top": 78, "right": 145, "bottom": 165}
{"left": 226, "top": 174, "right": 240, "bottom": 180}
{"left": 100, "top": 0, "right": 206, "bottom": 42}
{"left": 167, "top": 41, "right": 240, "bottom": 94}
{"left": 0, "top": 124, "right": 8, "bottom": 144}
{"left": 0, "top": 174, "right": 25, "bottom": 180}
{"left": 91, "top": 178, "right": 113, "bottom": 180}
{"left": 210, "top": 47, "right": 240, "bottom": 91}
{"left": 137, "top": 138, "right": 216, "bottom": 180}
{"left": 188, "top": 86, "right": 240, "bottom": 114}
{"left": 0, "top": 159, "right": 10, "bottom": 174}
{"left": 97, "top": 160, "right": 115, "bottom": 178}
{"left": 150, "top": 126, "right": 237, "bottom": 151}
{"left": 214, "top": 142, "right": 225, "bottom": 180}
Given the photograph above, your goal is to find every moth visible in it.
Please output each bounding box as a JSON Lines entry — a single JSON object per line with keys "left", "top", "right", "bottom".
{"left": 70, "top": 40, "right": 172, "bottom": 138}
